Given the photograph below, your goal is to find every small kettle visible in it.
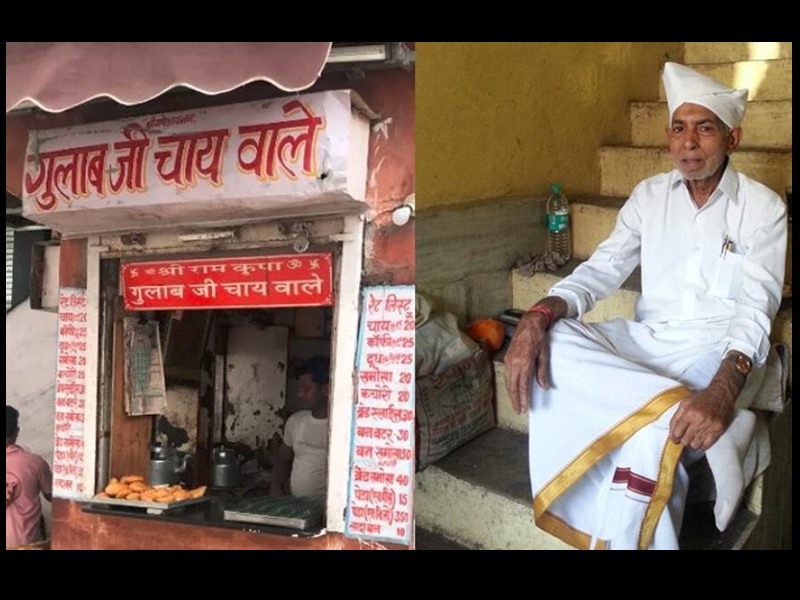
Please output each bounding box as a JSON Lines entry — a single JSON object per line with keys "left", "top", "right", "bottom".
{"left": 211, "top": 445, "right": 240, "bottom": 489}
{"left": 149, "top": 444, "right": 190, "bottom": 486}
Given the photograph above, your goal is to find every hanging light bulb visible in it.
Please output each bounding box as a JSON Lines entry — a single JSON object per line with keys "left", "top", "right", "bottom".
{"left": 391, "top": 193, "right": 415, "bottom": 227}
{"left": 392, "top": 205, "right": 412, "bottom": 226}
{"left": 293, "top": 233, "right": 310, "bottom": 253}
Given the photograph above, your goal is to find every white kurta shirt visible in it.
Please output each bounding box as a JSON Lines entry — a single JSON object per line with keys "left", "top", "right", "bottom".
{"left": 550, "top": 162, "right": 787, "bottom": 367}
{"left": 284, "top": 410, "right": 329, "bottom": 499}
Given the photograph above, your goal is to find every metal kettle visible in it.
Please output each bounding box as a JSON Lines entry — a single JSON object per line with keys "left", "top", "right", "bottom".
{"left": 149, "top": 444, "right": 190, "bottom": 486}
{"left": 211, "top": 445, "right": 240, "bottom": 489}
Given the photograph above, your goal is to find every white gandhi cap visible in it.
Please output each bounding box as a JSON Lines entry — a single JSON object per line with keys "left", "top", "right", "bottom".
{"left": 662, "top": 62, "right": 749, "bottom": 128}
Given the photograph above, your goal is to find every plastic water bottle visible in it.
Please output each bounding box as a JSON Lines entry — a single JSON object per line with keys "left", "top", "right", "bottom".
{"left": 547, "top": 183, "right": 571, "bottom": 260}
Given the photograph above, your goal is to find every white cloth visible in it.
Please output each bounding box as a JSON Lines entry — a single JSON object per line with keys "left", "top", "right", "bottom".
{"left": 704, "top": 410, "right": 770, "bottom": 530}
{"left": 415, "top": 293, "right": 479, "bottom": 377}
{"left": 662, "top": 62, "right": 749, "bottom": 128}
{"left": 549, "top": 162, "right": 787, "bottom": 368}
{"left": 284, "top": 410, "right": 329, "bottom": 499}
{"left": 528, "top": 318, "right": 768, "bottom": 549}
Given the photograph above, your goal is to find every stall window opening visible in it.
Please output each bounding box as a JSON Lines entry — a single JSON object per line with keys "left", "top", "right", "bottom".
{"left": 97, "top": 283, "right": 335, "bottom": 533}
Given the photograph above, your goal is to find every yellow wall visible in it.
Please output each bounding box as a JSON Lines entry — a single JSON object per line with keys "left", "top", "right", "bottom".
{"left": 416, "top": 42, "right": 684, "bottom": 209}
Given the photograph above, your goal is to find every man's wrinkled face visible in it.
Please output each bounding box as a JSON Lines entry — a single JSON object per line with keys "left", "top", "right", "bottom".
{"left": 667, "top": 103, "right": 741, "bottom": 182}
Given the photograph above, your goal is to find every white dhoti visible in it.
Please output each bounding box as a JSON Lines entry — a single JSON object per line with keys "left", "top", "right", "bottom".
{"left": 529, "top": 318, "right": 729, "bottom": 550}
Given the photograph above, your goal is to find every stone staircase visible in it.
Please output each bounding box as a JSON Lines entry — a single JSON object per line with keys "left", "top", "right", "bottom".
{"left": 416, "top": 42, "right": 793, "bottom": 550}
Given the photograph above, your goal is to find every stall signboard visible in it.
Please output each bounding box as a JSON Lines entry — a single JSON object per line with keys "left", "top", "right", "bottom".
{"left": 53, "top": 287, "right": 89, "bottom": 500}
{"left": 121, "top": 253, "right": 333, "bottom": 310}
{"left": 345, "top": 286, "right": 414, "bottom": 546}
{"left": 21, "top": 90, "right": 371, "bottom": 235}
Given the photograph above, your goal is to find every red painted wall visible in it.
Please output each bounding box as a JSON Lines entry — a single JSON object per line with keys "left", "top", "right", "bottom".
{"left": 57, "top": 239, "right": 87, "bottom": 288}
{"left": 352, "top": 70, "right": 416, "bottom": 285}
{"left": 51, "top": 500, "right": 408, "bottom": 550}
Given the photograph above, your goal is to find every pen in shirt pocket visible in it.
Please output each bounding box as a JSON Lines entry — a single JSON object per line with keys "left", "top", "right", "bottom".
{"left": 720, "top": 235, "right": 733, "bottom": 259}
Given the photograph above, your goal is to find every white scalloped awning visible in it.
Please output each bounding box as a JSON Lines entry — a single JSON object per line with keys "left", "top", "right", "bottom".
{"left": 6, "top": 42, "right": 332, "bottom": 113}
{"left": 6, "top": 42, "right": 331, "bottom": 200}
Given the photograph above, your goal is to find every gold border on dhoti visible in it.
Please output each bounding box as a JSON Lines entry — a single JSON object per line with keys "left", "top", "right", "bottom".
{"left": 637, "top": 439, "right": 684, "bottom": 550}
{"left": 532, "top": 385, "right": 688, "bottom": 547}
{"left": 537, "top": 511, "right": 608, "bottom": 550}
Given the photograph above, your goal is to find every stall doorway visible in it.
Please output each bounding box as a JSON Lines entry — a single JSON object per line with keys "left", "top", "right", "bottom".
{"left": 97, "top": 256, "right": 335, "bottom": 531}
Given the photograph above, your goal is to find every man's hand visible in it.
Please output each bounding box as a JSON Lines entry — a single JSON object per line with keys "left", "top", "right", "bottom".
{"left": 503, "top": 311, "right": 552, "bottom": 415}
{"left": 270, "top": 442, "right": 294, "bottom": 496}
{"left": 668, "top": 389, "right": 735, "bottom": 451}
{"left": 669, "top": 357, "right": 745, "bottom": 451}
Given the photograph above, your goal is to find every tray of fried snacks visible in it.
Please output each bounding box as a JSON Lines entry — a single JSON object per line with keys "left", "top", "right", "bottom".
{"left": 89, "top": 475, "right": 209, "bottom": 515}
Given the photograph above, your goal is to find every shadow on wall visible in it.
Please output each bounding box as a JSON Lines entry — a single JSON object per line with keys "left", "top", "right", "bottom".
{"left": 6, "top": 299, "right": 58, "bottom": 533}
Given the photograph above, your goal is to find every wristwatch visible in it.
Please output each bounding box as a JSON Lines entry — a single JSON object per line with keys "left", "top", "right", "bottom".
{"left": 725, "top": 352, "right": 753, "bottom": 377}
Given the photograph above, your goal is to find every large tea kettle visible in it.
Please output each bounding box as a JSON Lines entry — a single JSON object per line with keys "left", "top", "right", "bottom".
{"left": 149, "top": 444, "right": 190, "bottom": 486}
{"left": 211, "top": 445, "right": 240, "bottom": 489}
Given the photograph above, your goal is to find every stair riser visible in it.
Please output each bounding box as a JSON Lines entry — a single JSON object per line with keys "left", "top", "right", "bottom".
{"left": 495, "top": 362, "right": 529, "bottom": 432}
{"left": 684, "top": 42, "right": 792, "bottom": 64}
{"left": 572, "top": 203, "right": 618, "bottom": 260}
{"left": 599, "top": 148, "right": 791, "bottom": 199}
{"left": 415, "top": 467, "right": 571, "bottom": 550}
{"left": 511, "top": 270, "right": 639, "bottom": 321}
{"left": 657, "top": 59, "right": 792, "bottom": 102}
{"left": 631, "top": 101, "right": 793, "bottom": 150}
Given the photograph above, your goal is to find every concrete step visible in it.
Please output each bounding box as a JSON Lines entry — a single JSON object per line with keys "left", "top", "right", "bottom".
{"left": 684, "top": 42, "right": 792, "bottom": 65}
{"left": 571, "top": 196, "right": 625, "bottom": 260}
{"left": 494, "top": 361, "right": 528, "bottom": 434}
{"left": 657, "top": 59, "right": 792, "bottom": 102}
{"left": 415, "top": 428, "right": 571, "bottom": 550}
{"left": 631, "top": 101, "right": 792, "bottom": 150}
{"left": 511, "top": 258, "right": 641, "bottom": 322}
{"left": 414, "top": 527, "right": 473, "bottom": 550}
{"left": 599, "top": 146, "right": 792, "bottom": 199}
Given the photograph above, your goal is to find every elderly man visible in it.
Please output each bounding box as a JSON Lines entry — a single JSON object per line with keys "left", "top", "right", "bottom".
{"left": 504, "top": 63, "right": 787, "bottom": 550}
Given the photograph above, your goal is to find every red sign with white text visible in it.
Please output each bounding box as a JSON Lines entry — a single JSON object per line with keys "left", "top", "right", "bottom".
{"left": 121, "top": 253, "right": 333, "bottom": 310}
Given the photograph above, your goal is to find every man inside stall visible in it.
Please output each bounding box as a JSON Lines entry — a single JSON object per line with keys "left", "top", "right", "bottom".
{"left": 270, "top": 356, "right": 330, "bottom": 501}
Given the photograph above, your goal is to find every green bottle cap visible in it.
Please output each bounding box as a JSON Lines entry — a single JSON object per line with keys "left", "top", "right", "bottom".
{"left": 551, "top": 183, "right": 562, "bottom": 193}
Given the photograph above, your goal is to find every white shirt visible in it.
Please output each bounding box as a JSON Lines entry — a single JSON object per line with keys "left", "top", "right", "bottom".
{"left": 549, "top": 162, "right": 787, "bottom": 367}
{"left": 284, "top": 410, "right": 329, "bottom": 499}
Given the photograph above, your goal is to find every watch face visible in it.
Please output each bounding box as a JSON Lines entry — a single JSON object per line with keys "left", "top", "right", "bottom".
{"left": 733, "top": 355, "right": 752, "bottom": 375}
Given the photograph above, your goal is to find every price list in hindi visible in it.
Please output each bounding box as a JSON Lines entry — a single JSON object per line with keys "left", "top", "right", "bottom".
{"left": 53, "top": 287, "right": 88, "bottom": 499}
{"left": 345, "top": 286, "right": 415, "bottom": 545}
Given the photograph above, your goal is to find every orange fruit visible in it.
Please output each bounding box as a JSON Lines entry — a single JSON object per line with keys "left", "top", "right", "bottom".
{"left": 465, "top": 319, "right": 505, "bottom": 352}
